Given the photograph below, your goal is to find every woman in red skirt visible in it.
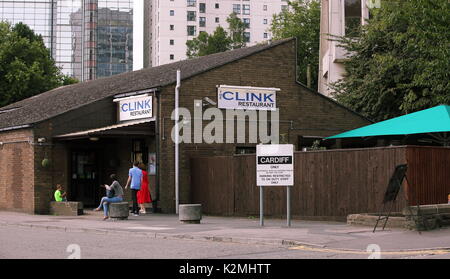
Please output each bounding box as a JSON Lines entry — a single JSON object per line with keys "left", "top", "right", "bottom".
{"left": 138, "top": 163, "right": 152, "bottom": 214}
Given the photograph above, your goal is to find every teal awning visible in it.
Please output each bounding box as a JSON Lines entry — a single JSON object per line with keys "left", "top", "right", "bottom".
{"left": 327, "top": 105, "right": 450, "bottom": 140}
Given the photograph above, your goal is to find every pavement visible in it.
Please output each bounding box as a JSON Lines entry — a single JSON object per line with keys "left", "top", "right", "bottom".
{"left": 1, "top": 211, "right": 450, "bottom": 254}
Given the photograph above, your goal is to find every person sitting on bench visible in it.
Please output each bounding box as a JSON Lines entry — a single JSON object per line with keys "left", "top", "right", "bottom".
{"left": 54, "top": 184, "right": 67, "bottom": 202}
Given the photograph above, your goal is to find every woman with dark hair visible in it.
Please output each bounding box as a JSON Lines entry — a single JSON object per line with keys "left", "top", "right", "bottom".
{"left": 137, "top": 163, "right": 152, "bottom": 214}
{"left": 95, "top": 174, "right": 124, "bottom": 220}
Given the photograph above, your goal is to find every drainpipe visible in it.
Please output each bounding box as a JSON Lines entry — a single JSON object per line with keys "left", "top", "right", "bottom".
{"left": 175, "top": 69, "right": 181, "bottom": 214}
{"left": 154, "top": 89, "right": 161, "bottom": 212}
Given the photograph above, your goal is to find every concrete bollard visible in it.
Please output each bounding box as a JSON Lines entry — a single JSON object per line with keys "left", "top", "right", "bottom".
{"left": 179, "top": 204, "right": 202, "bottom": 224}
{"left": 109, "top": 202, "right": 130, "bottom": 220}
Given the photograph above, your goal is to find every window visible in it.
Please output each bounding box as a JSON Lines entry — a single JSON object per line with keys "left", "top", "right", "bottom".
{"left": 170, "top": 54, "right": 175, "bottom": 60}
{"left": 199, "top": 17, "right": 206, "bottom": 27}
{"left": 243, "top": 4, "right": 250, "bottom": 15}
{"left": 170, "top": 39, "right": 174, "bottom": 45}
{"left": 215, "top": 17, "right": 220, "bottom": 23}
{"left": 187, "top": 0, "right": 196, "bottom": 7}
{"left": 345, "top": 0, "right": 362, "bottom": 37}
{"left": 263, "top": 19, "right": 268, "bottom": 25}
{"left": 243, "top": 32, "right": 250, "bottom": 43}
{"left": 243, "top": 18, "right": 250, "bottom": 29}
{"left": 187, "top": 25, "right": 197, "bottom": 36}
{"left": 170, "top": 25, "right": 174, "bottom": 30}
{"left": 215, "top": 3, "right": 219, "bottom": 9}
{"left": 170, "top": 10, "right": 175, "bottom": 16}
{"left": 264, "top": 33, "right": 268, "bottom": 39}
{"left": 199, "top": 3, "right": 206, "bottom": 13}
{"left": 187, "top": 11, "right": 196, "bottom": 21}
{"left": 263, "top": 5, "right": 267, "bottom": 11}
{"left": 233, "top": 4, "right": 241, "bottom": 14}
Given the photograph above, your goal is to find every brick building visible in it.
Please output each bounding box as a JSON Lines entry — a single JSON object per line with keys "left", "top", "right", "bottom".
{"left": 0, "top": 38, "right": 370, "bottom": 214}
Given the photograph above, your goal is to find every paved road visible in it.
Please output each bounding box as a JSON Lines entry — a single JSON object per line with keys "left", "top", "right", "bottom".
{"left": 1, "top": 225, "right": 449, "bottom": 259}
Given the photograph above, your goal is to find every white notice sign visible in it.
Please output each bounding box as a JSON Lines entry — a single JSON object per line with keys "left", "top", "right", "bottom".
{"left": 116, "top": 95, "right": 153, "bottom": 122}
{"left": 257, "top": 144, "right": 294, "bottom": 186}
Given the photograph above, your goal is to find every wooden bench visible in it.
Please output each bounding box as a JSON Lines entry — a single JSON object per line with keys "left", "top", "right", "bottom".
{"left": 50, "top": 202, "right": 84, "bottom": 216}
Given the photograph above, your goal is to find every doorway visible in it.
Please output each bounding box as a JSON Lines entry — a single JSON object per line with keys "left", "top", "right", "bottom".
{"left": 70, "top": 150, "right": 100, "bottom": 208}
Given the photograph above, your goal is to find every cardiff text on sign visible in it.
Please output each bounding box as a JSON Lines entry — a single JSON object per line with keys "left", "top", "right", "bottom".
{"left": 257, "top": 144, "right": 294, "bottom": 186}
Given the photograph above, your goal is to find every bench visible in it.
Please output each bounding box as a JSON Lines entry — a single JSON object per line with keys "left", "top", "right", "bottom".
{"left": 50, "top": 202, "right": 84, "bottom": 216}
{"left": 179, "top": 204, "right": 202, "bottom": 224}
{"left": 109, "top": 202, "right": 130, "bottom": 220}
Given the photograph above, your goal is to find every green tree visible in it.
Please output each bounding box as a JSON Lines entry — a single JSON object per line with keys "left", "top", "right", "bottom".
{"left": 227, "top": 12, "right": 247, "bottom": 49}
{"left": 186, "top": 13, "right": 246, "bottom": 58}
{"left": 332, "top": 0, "right": 450, "bottom": 122}
{"left": 0, "top": 22, "right": 77, "bottom": 107}
{"left": 271, "top": 0, "right": 321, "bottom": 90}
{"left": 186, "top": 27, "right": 231, "bottom": 58}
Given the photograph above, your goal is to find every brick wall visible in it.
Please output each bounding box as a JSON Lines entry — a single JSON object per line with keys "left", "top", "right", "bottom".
{"left": 0, "top": 129, "right": 35, "bottom": 213}
{"left": 157, "top": 40, "right": 370, "bottom": 213}
{"left": 0, "top": 40, "right": 369, "bottom": 214}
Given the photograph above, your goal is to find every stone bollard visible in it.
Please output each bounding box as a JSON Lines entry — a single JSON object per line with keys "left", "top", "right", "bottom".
{"left": 109, "top": 202, "right": 130, "bottom": 220}
{"left": 179, "top": 204, "right": 202, "bottom": 224}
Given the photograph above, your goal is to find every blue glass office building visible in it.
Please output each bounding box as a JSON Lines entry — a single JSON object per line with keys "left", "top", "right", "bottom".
{"left": 0, "top": 0, "right": 133, "bottom": 81}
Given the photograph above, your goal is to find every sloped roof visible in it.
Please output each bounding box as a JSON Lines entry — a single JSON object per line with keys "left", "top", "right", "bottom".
{"left": 0, "top": 38, "right": 294, "bottom": 130}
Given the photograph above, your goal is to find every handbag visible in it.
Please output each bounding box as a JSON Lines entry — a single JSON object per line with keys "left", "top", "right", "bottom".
{"left": 107, "top": 188, "right": 115, "bottom": 198}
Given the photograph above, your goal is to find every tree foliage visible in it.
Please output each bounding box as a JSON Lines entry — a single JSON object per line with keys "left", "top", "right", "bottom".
{"left": 271, "top": 0, "right": 321, "bottom": 90}
{"left": 186, "top": 27, "right": 231, "bottom": 58}
{"left": 332, "top": 0, "right": 450, "bottom": 122}
{"left": 186, "top": 13, "right": 246, "bottom": 58}
{"left": 227, "top": 12, "right": 246, "bottom": 49}
{"left": 0, "top": 22, "right": 77, "bottom": 107}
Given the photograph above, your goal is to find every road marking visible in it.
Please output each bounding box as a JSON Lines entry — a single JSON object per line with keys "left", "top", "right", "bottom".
{"left": 290, "top": 245, "right": 450, "bottom": 256}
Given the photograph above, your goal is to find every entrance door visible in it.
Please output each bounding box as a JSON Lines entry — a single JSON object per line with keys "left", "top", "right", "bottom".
{"left": 70, "top": 150, "right": 99, "bottom": 208}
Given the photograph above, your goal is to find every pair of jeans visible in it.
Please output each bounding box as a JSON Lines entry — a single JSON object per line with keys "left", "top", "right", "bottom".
{"left": 131, "top": 189, "right": 139, "bottom": 214}
{"left": 102, "top": 196, "right": 123, "bottom": 217}
{"left": 97, "top": 197, "right": 108, "bottom": 210}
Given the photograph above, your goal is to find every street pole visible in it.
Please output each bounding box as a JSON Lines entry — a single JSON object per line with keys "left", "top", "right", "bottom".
{"left": 287, "top": 186, "right": 291, "bottom": 227}
{"left": 260, "top": 186, "right": 264, "bottom": 227}
{"left": 175, "top": 70, "right": 181, "bottom": 214}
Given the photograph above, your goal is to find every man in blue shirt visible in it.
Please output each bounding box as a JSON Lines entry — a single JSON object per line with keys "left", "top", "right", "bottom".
{"left": 125, "top": 162, "right": 143, "bottom": 216}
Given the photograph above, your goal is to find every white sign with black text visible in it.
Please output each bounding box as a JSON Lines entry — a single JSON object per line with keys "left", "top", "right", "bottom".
{"left": 257, "top": 144, "right": 294, "bottom": 187}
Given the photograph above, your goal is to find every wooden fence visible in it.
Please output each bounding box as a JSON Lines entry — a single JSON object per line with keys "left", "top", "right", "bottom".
{"left": 190, "top": 146, "right": 450, "bottom": 221}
